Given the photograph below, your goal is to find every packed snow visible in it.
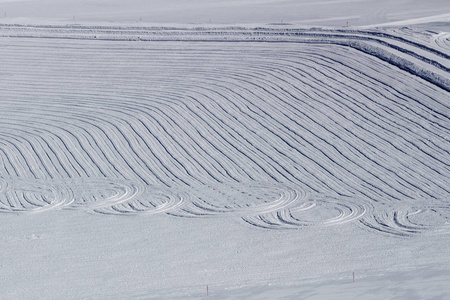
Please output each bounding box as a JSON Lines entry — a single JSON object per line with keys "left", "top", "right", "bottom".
{"left": 0, "top": 1, "right": 449, "bottom": 299}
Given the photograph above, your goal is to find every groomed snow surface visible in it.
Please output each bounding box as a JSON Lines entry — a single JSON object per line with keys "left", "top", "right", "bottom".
{"left": 1, "top": 2, "right": 450, "bottom": 299}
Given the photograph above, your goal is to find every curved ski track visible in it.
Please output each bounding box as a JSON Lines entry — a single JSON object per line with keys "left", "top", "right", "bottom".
{"left": 0, "top": 25, "right": 449, "bottom": 236}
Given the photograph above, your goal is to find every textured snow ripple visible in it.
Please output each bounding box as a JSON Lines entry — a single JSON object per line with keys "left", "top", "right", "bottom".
{"left": 0, "top": 25, "right": 449, "bottom": 236}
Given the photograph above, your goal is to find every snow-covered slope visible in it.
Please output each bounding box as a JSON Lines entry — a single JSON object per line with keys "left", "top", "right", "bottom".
{"left": 0, "top": 23, "right": 449, "bottom": 298}
{"left": 1, "top": 0, "right": 450, "bottom": 26}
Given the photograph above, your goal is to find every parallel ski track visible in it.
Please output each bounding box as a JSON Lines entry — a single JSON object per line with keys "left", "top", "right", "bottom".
{"left": 0, "top": 25, "right": 449, "bottom": 236}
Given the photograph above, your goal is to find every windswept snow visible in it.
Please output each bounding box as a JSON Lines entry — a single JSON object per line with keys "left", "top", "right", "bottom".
{"left": 0, "top": 11, "right": 450, "bottom": 300}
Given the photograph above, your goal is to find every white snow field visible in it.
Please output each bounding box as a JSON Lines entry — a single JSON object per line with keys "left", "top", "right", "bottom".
{"left": 1, "top": 0, "right": 450, "bottom": 26}
{"left": 1, "top": 1, "right": 450, "bottom": 299}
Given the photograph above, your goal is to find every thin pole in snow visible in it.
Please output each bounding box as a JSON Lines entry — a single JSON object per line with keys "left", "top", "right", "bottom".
{"left": 207, "top": 285, "right": 209, "bottom": 296}
{"left": 353, "top": 271, "right": 355, "bottom": 283}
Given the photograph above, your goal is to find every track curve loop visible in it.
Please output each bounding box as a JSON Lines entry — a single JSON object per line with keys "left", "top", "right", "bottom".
{"left": 0, "top": 176, "right": 74, "bottom": 213}
{"left": 172, "top": 181, "right": 306, "bottom": 219}
{"left": 359, "top": 198, "right": 450, "bottom": 237}
{"left": 242, "top": 195, "right": 367, "bottom": 230}
{"left": 92, "top": 186, "right": 186, "bottom": 216}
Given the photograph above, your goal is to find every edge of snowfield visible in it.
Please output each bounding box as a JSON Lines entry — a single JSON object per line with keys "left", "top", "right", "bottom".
{"left": 1, "top": 21, "right": 450, "bottom": 299}
{"left": 178, "top": 268, "right": 450, "bottom": 299}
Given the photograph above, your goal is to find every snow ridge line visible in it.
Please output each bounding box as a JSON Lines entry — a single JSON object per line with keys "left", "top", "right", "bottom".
{"left": 0, "top": 23, "right": 448, "bottom": 60}
{"left": 1, "top": 25, "right": 448, "bottom": 91}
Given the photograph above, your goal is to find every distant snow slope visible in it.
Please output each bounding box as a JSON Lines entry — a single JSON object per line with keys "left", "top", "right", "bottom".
{"left": 0, "top": 24, "right": 449, "bottom": 298}
{"left": 1, "top": 0, "right": 450, "bottom": 26}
